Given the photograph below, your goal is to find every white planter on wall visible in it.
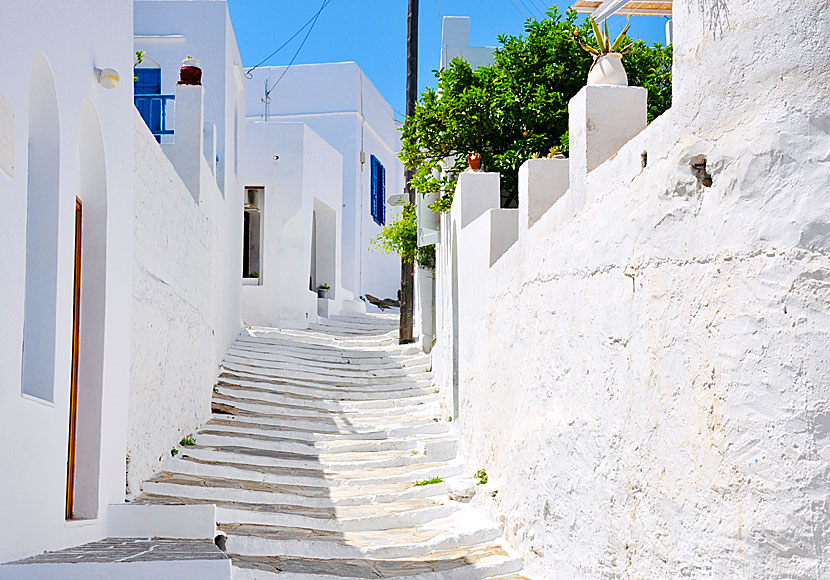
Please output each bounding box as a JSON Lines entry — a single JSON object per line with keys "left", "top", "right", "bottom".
{"left": 587, "top": 53, "right": 628, "bottom": 86}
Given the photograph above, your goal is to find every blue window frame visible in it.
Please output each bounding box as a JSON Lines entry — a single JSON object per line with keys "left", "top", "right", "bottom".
{"left": 370, "top": 155, "right": 386, "bottom": 226}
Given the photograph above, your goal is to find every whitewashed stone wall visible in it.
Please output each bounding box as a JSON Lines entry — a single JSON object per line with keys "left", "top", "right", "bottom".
{"left": 433, "top": 1, "right": 830, "bottom": 578}
{"left": 128, "top": 115, "right": 229, "bottom": 496}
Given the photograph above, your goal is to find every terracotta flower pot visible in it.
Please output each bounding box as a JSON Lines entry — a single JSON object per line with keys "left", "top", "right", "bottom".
{"left": 178, "top": 57, "right": 202, "bottom": 86}
{"left": 467, "top": 153, "right": 482, "bottom": 171}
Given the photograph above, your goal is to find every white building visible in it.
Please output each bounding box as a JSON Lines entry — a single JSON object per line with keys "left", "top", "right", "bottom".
{"left": 244, "top": 63, "right": 404, "bottom": 307}
{"left": 0, "top": 0, "right": 136, "bottom": 563}
{"left": 240, "top": 121, "right": 346, "bottom": 328}
{"left": 0, "top": 0, "right": 246, "bottom": 564}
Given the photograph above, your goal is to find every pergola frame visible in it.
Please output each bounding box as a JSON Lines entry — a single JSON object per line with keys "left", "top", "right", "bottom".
{"left": 573, "top": 1, "right": 672, "bottom": 21}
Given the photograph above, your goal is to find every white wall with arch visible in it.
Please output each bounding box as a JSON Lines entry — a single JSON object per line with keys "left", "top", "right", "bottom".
{"left": 0, "top": 0, "right": 135, "bottom": 564}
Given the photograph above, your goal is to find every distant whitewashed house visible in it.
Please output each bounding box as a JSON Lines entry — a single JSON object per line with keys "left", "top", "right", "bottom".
{"left": 243, "top": 63, "right": 405, "bottom": 316}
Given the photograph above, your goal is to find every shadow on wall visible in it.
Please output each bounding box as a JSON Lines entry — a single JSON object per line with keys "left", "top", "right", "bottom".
{"left": 698, "top": 0, "right": 730, "bottom": 37}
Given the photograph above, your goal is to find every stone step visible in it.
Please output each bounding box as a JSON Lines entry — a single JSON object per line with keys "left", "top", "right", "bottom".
{"left": 142, "top": 472, "right": 455, "bottom": 508}
{"left": 203, "top": 416, "right": 451, "bottom": 443}
{"left": 163, "top": 455, "right": 464, "bottom": 489}
{"left": 0, "top": 538, "right": 232, "bottom": 580}
{"left": 217, "top": 375, "right": 438, "bottom": 402}
{"left": 220, "top": 364, "right": 434, "bottom": 391}
{"left": 208, "top": 402, "right": 442, "bottom": 435}
{"left": 193, "top": 430, "right": 455, "bottom": 459}
{"left": 226, "top": 347, "right": 431, "bottom": 375}
{"left": 137, "top": 493, "right": 459, "bottom": 532}
{"left": 229, "top": 542, "right": 523, "bottom": 580}
{"left": 175, "top": 442, "right": 455, "bottom": 473}
{"left": 199, "top": 419, "right": 450, "bottom": 449}
{"left": 233, "top": 336, "right": 424, "bottom": 363}
{"left": 210, "top": 394, "right": 437, "bottom": 425}
{"left": 215, "top": 383, "right": 438, "bottom": 413}
{"left": 228, "top": 349, "right": 429, "bottom": 376}
{"left": 222, "top": 508, "right": 502, "bottom": 559}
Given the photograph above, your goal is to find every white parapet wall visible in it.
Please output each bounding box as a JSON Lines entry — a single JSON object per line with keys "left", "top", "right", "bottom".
{"left": 128, "top": 109, "right": 238, "bottom": 497}
{"left": 433, "top": 1, "right": 830, "bottom": 578}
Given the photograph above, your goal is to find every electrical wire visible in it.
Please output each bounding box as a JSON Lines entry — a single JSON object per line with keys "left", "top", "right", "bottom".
{"left": 245, "top": 0, "right": 332, "bottom": 79}
{"left": 266, "top": 0, "right": 332, "bottom": 94}
{"left": 508, "top": 0, "right": 526, "bottom": 18}
{"left": 517, "top": 0, "right": 542, "bottom": 20}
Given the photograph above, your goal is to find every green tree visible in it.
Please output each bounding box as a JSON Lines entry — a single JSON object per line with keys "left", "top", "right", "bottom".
{"left": 399, "top": 8, "right": 672, "bottom": 210}
{"left": 371, "top": 204, "right": 435, "bottom": 270}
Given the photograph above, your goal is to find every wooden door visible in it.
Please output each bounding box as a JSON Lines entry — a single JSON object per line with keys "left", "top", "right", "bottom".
{"left": 66, "top": 197, "right": 82, "bottom": 520}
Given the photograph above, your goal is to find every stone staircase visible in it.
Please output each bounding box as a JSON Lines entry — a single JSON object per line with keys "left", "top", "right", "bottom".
{"left": 136, "top": 312, "right": 529, "bottom": 579}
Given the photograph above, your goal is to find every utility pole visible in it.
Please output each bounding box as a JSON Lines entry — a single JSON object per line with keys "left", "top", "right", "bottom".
{"left": 399, "top": 0, "right": 418, "bottom": 344}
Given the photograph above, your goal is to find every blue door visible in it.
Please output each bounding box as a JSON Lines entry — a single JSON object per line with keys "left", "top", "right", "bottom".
{"left": 134, "top": 68, "right": 161, "bottom": 142}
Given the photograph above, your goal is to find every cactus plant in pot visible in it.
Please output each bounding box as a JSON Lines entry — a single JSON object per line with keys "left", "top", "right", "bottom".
{"left": 575, "top": 18, "right": 634, "bottom": 86}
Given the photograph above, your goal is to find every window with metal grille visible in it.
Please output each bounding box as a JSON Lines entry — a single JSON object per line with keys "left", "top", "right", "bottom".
{"left": 370, "top": 155, "right": 386, "bottom": 226}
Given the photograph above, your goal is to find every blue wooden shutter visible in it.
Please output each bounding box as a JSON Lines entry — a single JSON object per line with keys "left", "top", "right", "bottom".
{"left": 380, "top": 162, "right": 386, "bottom": 225}
{"left": 371, "top": 155, "right": 385, "bottom": 226}
{"left": 135, "top": 68, "right": 162, "bottom": 142}
{"left": 370, "top": 156, "right": 378, "bottom": 224}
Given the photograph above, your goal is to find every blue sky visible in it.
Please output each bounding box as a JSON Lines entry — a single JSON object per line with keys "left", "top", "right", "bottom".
{"left": 228, "top": 1, "right": 669, "bottom": 119}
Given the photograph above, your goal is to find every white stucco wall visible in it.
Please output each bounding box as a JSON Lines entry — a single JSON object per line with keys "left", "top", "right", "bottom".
{"left": 128, "top": 115, "right": 220, "bottom": 496}
{"left": 434, "top": 1, "right": 830, "bottom": 578}
{"left": 135, "top": 0, "right": 244, "bottom": 367}
{"left": 127, "top": 0, "right": 244, "bottom": 495}
{"left": 0, "top": 0, "right": 135, "bottom": 563}
{"left": 240, "top": 121, "right": 344, "bottom": 328}
{"left": 245, "top": 63, "right": 403, "bottom": 303}
{"left": 440, "top": 16, "right": 496, "bottom": 70}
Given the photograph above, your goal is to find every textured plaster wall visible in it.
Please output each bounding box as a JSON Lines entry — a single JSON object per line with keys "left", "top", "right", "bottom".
{"left": 433, "top": 1, "right": 830, "bottom": 578}
{"left": 128, "top": 117, "right": 222, "bottom": 497}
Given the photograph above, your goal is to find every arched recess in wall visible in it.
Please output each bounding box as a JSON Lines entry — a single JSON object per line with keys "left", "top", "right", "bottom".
{"left": 21, "top": 52, "right": 60, "bottom": 402}
{"left": 69, "top": 99, "right": 109, "bottom": 520}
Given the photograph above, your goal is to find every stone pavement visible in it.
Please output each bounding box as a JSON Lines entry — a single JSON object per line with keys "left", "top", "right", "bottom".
{"left": 137, "top": 312, "right": 531, "bottom": 579}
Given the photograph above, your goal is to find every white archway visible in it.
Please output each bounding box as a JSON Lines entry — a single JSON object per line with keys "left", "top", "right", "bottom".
{"left": 68, "top": 99, "right": 109, "bottom": 520}
{"left": 21, "top": 52, "right": 60, "bottom": 402}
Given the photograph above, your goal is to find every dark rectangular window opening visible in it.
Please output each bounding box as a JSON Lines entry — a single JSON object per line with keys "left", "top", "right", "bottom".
{"left": 243, "top": 187, "right": 263, "bottom": 282}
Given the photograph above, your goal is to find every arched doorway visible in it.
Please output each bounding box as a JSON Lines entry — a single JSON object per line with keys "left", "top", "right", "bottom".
{"left": 66, "top": 100, "right": 109, "bottom": 520}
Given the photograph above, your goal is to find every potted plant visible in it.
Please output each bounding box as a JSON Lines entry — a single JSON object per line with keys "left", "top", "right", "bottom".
{"left": 179, "top": 56, "right": 202, "bottom": 86}
{"left": 575, "top": 18, "right": 634, "bottom": 86}
{"left": 317, "top": 283, "right": 330, "bottom": 299}
{"left": 466, "top": 153, "right": 482, "bottom": 171}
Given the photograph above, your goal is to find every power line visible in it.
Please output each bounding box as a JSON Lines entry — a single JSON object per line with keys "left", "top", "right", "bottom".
{"left": 245, "top": 0, "right": 332, "bottom": 78}
{"left": 508, "top": 0, "right": 526, "bottom": 18}
{"left": 266, "top": 0, "right": 332, "bottom": 94}
{"left": 517, "top": 0, "right": 543, "bottom": 20}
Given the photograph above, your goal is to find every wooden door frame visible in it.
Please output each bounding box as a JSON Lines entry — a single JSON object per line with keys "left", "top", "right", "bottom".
{"left": 66, "top": 196, "right": 82, "bottom": 520}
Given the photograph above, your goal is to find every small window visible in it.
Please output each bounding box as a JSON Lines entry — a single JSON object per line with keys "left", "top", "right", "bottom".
{"left": 243, "top": 187, "right": 264, "bottom": 283}
{"left": 370, "top": 155, "right": 386, "bottom": 226}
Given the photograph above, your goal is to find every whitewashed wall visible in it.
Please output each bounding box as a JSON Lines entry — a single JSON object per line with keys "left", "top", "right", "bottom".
{"left": 241, "top": 121, "right": 344, "bottom": 328}
{"left": 0, "top": 0, "right": 135, "bottom": 563}
{"left": 134, "top": 0, "right": 244, "bottom": 368}
{"left": 128, "top": 115, "right": 218, "bottom": 496}
{"left": 434, "top": 1, "right": 830, "bottom": 578}
{"left": 245, "top": 63, "right": 403, "bottom": 304}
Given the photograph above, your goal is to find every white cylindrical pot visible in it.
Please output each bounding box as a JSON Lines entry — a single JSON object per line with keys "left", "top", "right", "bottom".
{"left": 587, "top": 53, "right": 628, "bottom": 86}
